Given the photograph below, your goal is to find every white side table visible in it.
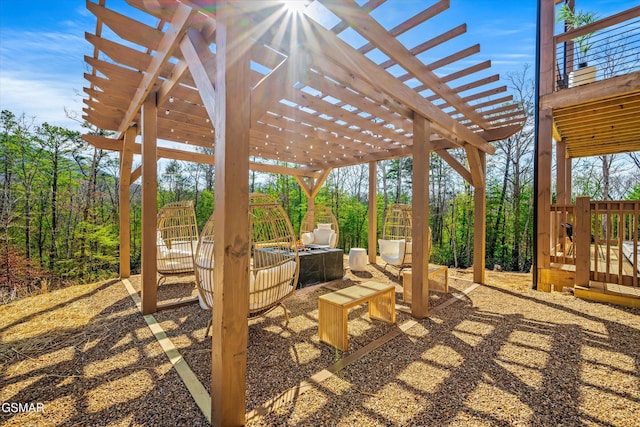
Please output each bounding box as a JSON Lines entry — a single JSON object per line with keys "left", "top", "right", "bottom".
{"left": 349, "top": 248, "right": 368, "bottom": 271}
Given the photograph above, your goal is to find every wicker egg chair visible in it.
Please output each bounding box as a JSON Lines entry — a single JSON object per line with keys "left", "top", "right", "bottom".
{"left": 378, "top": 204, "right": 430, "bottom": 275}
{"left": 195, "top": 193, "right": 300, "bottom": 335}
{"left": 156, "top": 201, "right": 199, "bottom": 286}
{"left": 299, "top": 204, "right": 339, "bottom": 248}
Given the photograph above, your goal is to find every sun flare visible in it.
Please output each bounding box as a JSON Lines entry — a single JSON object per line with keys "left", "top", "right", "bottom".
{"left": 283, "top": 0, "right": 309, "bottom": 14}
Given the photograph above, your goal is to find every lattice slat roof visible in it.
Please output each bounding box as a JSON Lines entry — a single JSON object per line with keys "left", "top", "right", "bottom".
{"left": 83, "top": 0, "right": 525, "bottom": 172}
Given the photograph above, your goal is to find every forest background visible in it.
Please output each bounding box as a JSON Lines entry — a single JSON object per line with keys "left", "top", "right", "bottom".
{"left": 1, "top": 66, "right": 640, "bottom": 302}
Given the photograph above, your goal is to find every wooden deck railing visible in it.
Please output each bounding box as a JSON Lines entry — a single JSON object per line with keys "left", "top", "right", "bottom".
{"left": 550, "top": 204, "right": 575, "bottom": 264}
{"left": 574, "top": 196, "right": 640, "bottom": 289}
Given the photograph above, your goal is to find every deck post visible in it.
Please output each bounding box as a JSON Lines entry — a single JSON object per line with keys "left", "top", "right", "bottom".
{"left": 556, "top": 140, "right": 567, "bottom": 205}
{"left": 575, "top": 196, "right": 591, "bottom": 287}
{"left": 368, "top": 161, "right": 377, "bottom": 264}
{"left": 411, "top": 115, "right": 431, "bottom": 318}
{"left": 535, "top": 0, "right": 556, "bottom": 288}
{"left": 140, "top": 93, "right": 158, "bottom": 315}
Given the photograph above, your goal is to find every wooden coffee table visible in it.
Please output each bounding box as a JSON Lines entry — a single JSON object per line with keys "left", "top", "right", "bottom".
{"left": 318, "top": 281, "right": 396, "bottom": 351}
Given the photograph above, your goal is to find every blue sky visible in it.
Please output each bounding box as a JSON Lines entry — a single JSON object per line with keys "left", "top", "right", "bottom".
{"left": 0, "top": 0, "right": 635, "bottom": 132}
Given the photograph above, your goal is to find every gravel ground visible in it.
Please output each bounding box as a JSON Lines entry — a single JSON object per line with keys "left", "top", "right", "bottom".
{"left": 2, "top": 259, "right": 639, "bottom": 426}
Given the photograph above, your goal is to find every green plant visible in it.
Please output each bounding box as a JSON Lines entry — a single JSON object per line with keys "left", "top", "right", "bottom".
{"left": 557, "top": 4, "right": 598, "bottom": 66}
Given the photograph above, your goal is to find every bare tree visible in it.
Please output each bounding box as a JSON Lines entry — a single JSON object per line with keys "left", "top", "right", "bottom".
{"left": 36, "top": 123, "right": 82, "bottom": 272}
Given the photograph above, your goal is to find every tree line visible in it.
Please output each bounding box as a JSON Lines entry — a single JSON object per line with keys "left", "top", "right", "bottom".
{"left": 1, "top": 66, "right": 638, "bottom": 301}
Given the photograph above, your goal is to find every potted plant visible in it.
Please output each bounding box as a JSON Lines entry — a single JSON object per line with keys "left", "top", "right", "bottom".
{"left": 557, "top": 4, "right": 598, "bottom": 86}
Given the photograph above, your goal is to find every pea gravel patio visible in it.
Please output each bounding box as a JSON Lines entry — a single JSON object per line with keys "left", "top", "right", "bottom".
{"left": 1, "top": 262, "right": 638, "bottom": 426}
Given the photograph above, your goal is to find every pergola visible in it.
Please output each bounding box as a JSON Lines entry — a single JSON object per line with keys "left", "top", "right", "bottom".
{"left": 82, "top": 0, "right": 525, "bottom": 423}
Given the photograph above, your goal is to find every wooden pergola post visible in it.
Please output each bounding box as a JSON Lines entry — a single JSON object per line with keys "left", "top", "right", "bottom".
{"left": 296, "top": 178, "right": 315, "bottom": 227}
{"left": 464, "top": 143, "right": 487, "bottom": 285}
{"left": 473, "top": 151, "right": 486, "bottom": 285}
{"left": 212, "top": 3, "right": 251, "bottom": 425}
{"left": 295, "top": 169, "right": 332, "bottom": 237}
{"left": 307, "top": 196, "right": 315, "bottom": 228}
{"left": 411, "top": 115, "right": 431, "bottom": 318}
{"left": 368, "top": 161, "right": 377, "bottom": 264}
{"left": 119, "top": 126, "right": 136, "bottom": 279}
{"left": 140, "top": 93, "right": 158, "bottom": 315}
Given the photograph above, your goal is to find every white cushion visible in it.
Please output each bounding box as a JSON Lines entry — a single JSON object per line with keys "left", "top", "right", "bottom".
{"left": 317, "top": 223, "right": 333, "bottom": 230}
{"left": 250, "top": 260, "right": 296, "bottom": 310}
{"left": 157, "top": 231, "right": 169, "bottom": 258}
{"left": 313, "top": 229, "right": 334, "bottom": 246}
{"left": 378, "top": 239, "right": 406, "bottom": 265}
{"left": 301, "top": 232, "right": 315, "bottom": 245}
{"left": 167, "top": 240, "right": 196, "bottom": 256}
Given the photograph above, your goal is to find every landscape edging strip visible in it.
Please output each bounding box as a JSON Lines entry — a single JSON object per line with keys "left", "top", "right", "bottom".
{"left": 121, "top": 278, "right": 212, "bottom": 423}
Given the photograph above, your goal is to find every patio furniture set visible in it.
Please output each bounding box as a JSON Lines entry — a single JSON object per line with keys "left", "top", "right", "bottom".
{"left": 155, "top": 197, "right": 446, "bottom": 349}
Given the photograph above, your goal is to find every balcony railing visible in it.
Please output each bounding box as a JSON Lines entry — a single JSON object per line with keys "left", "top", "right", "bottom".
{"left": 554, "top": 6, "right": 640, "bottom": 91}
{"left": 550, "top": 204, "right": 575, "bottom": 265}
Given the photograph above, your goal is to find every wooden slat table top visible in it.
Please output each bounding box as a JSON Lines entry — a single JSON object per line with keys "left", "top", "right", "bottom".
{"left": 403, "top": 264, "right": 449, "bottom": 277}
{"left": 318, "top": 281, "right": 395, "bottom": 308}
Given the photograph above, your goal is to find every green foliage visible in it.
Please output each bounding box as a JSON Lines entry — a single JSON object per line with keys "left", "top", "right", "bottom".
{"left": 196, "top": 189, "right": 214, "bottom": 229}
{"left": 1, "top": 110, "right": 120, "bottom": 289}
{"left": 626, "top": 182, "right": 640, "bottom": 200}
{"left": 556, "top": 4, "right": 598, "bottom": 64}
{"left": 1, "top": 87, "right": 543, "bottom": 293}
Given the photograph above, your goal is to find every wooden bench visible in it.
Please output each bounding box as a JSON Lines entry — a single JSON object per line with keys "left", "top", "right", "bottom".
{"left": 401, "top": 265, "right": 449, "bottom": 303}
{"left": 318, "top": 281, "right": 396, "bottom": 351}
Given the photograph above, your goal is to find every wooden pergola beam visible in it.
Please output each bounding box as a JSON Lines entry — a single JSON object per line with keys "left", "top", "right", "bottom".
{"left": 83, "top": 134, "right": 321, "bottom": 178}
{"left": 464, "top": 145, "right": 484, "bottom": 189}
{"left": 305, "top": 16, "right": 496, "bottom": 155}
{"left": 436, "top": 149, "right": 472, "bottom": 184}
{"left": 251, "top": 53, "right": 311, "bottom": 123}
{"left": 295, "top": 168, "right": 332, "bottom": 199}
{"left": 84, "top": 1, "right": 526, "bottom": 174}
{"left": 311, "top": 169, "right": 332, "bottom": 199}
{"left": 116, "top": 3, "right": 193, "bottom": 139}
{"left": 159, "top": 21, "right": 217, "bottom": 106}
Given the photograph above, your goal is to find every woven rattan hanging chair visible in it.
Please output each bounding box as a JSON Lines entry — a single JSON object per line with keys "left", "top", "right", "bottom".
{"left": 156, "top": 201, "right": 199, "bottom": 286}
{"left": 378, "top": 204, "right": 413, "bottom": 275}
{"left": 299, "top": 204, "right": 339, "bottom": 248}
{"left": 195, "top": 193, "right": 300, "bottom": 335}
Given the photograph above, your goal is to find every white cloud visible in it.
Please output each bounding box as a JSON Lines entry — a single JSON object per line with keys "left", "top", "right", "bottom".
{"left": 0, "top": 26, "right": 88, "bottom": 131}
{"left": 0, "top": 72, "right": 85, "bottom": 131}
